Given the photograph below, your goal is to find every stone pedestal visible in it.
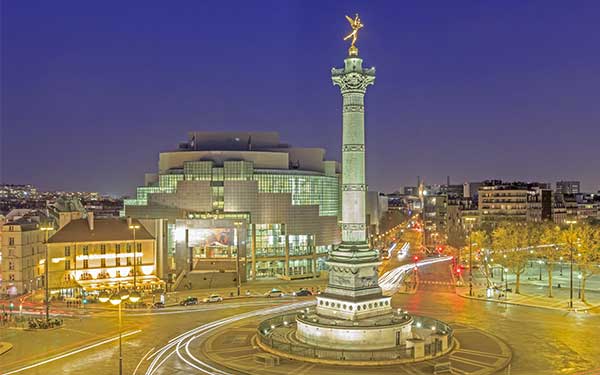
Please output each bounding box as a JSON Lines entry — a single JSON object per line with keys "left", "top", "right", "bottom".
{"left": 406, "top": 338, "right": 425, "bottom": 359}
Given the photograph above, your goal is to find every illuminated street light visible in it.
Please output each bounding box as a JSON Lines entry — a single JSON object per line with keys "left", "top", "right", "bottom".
{"left": 128, "top": 222, "right": 140, "bottom": 290}
{"left": 100, "top": 290, "right": 138, "bottom": 375}
{"left": 40, "top": 224, "right": 54, "bottom": 323}
{"left": 565, "top": 219, "right": 577, "bottom": 308}
{"left": 119, "top": 289, "right": 130, "bottom": 301}
{"left": 129, "top": 291, "right": 141, "bottom": 304}
{"left": 98, "top": 291, "right": 110, "bottom": 303}
{"left": 234, "top": 221, "right": 244, "bottom": 296}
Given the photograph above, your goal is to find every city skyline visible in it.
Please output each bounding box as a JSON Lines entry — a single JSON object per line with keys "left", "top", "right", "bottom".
{"left": 2, "top": 5, "right": 600, "bottom": 375}
{"left": 2, "top": 2, "right": 600, "bottom": 195}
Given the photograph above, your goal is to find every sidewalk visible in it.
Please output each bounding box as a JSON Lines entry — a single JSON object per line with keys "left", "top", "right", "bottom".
{"left": 457, "top": 286, "right": 600, "bottom": 312}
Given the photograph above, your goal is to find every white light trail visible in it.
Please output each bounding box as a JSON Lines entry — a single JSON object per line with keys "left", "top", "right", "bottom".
{"left": 142, "top": 302, "right": 313, "bottom": 375}
{"left": 396, "top": 242, "right": 410, "bottom": 260}
{"left": 379, "top": 255, "right": 453, "bottom": 294}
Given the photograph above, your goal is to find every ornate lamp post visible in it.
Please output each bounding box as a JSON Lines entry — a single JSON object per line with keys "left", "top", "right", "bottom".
{"left": 464, "top": 217, "right": 477, "bottom": 297}
{"left": 565, "top": 219, "right": 577, "bottom": 308}
{"left": 128, "top": 222, "right": 140, "bottom": 290}
{"left": 40, "top": 224, "right": 54, "bottom": 322}
{"left": 99, "top": 289, "right": 140, "bottom": 375}
{"left": 233, "top": 221, "right": 244, "bottom": 296}
{"left": 504, "top": 268, "right": 509, "bottom": 300}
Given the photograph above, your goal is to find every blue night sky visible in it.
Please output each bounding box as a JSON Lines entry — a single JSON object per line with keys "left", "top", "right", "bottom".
{"left": 2, "top": 1, "right": 599, "bottom": 196}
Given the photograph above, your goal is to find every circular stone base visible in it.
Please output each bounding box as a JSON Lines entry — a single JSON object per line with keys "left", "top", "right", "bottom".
{"left": 295, "top": 312, "right": 413, "bottom": 351}
{"left": 257, "top": 310, "right": 454, "bottom": 365}
{"left": 198, "top": 318, "right": 511, "bottom": 375}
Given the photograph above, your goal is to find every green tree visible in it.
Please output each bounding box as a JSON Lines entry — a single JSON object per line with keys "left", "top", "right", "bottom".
{"left": 539, "top": 223, "right": 562, "bottom": 297}
{"left": 575, "top": 223, "right": 600, "bottom": 302}
{"left": 493, "top": 222, "right": 530, "bottom": 294}
{"left": 470, "top": 230, "right": 491, "bottom": 278}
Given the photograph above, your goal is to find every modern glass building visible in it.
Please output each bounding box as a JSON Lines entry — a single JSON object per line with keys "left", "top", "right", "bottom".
{"left": 125, "top": 132, "right": 341, "bottom": 287}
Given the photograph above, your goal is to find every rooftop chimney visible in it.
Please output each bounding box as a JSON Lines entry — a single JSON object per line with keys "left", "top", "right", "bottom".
{"left": 87, "top": 211, "right": 94, "bottom": 231}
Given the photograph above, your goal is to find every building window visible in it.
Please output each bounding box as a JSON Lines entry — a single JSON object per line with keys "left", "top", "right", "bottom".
{"left": 65, "top": 246, "right": 71, "bottom": 257}
{"left": 100, "top": 245, "right": 106, "bottom": 254}
{"left": 115, "top": 244, "right": 121, "bottom": 266}
{"left": 136, "top": 243, "right": 142, "bottom": 252}
{"left": 83, "top": 259, "right": 89, "bottom": 269}
{"left": 8, "top": 237, "right": 14, "bottom": 246}
{"left": 9, "top": 262, "right": 14, "bottom": 270}
{"left": 65, "top": 260, "right": 71, "bottom": 270}
{"left": 9, "top": 274, "right": 15, "bottom": 281}
{"left": 101, "top": 258, "right": 106, "bottom": 268}
{"left": 83, "top": 246, "right": 89, "bottom": 256}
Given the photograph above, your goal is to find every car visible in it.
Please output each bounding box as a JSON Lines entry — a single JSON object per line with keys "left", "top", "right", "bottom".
{"left": 293, "top": 289, "right": 313, "bottom": 297}
{"left": 179, "top": 297, "right": 199, "bottom": 306}
{"left": 152, "top": 301, "right": 165, "bottom": 309}
{"left": 265, "top": 289, "right": 284, "bottom": 298}
{"left": 203, "top": 294, "right": 223, "bottom": 303}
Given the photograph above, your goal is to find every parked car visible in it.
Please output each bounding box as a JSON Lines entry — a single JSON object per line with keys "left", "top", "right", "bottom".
{"left": 203, "top": 294, "right": 223, "bottom": 303}
{"left": 293, "top": 289, "right": 313, "bottom": 297}
{"left": 152, "top": 301, "right": 165, "bottom": 309}
{"left": 180, "top": 297, "right": 199, "bottom": 306}
{"left": 265, "top": 288, "right": 284, "bottom": 298}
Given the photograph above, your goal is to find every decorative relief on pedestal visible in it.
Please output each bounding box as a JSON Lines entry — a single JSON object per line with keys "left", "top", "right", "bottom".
{"left": 332, "top": 72, "right": 375, "bottom": 94}
{"left": 358, "top": 276, "right": 377, "bottom": 288}
{"left": 342, "top": 223, "right": 366, "bottom": 231}
{"left": 342, "top": 184, "right": 366, "bottom": 191}
{"left": 332, "top": 274, "right": 352, "bottom": 286}
{"left": 342, "top": 144, "right": 365, "bottom": 152}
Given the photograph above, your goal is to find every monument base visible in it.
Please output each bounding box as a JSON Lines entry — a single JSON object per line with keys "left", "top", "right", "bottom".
{"left": 296, "top": 311, "right": 413, "bottom": 350}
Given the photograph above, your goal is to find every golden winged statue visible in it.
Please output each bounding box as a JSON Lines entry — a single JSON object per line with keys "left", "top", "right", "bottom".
{"left": 344, "top": 13, "right": 364, "bottom": 56}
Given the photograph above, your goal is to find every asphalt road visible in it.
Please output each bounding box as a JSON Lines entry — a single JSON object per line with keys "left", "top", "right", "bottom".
{"left": 2, "top": 258, "right": 599, "bottom": 374}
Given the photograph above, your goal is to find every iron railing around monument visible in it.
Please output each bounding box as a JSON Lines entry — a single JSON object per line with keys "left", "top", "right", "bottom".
{"left": 257, "top": 312, "right": 453, "bottom": 362}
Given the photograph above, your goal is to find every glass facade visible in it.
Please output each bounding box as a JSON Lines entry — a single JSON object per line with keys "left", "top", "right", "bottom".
{"left": 126, "top": 163, "right": 339, "bottom": 217}
{"left": 254, "top": 224, "right": 285, "bottom": 257}
{"left": 254, "top": 173, "right": 338, "bottom": 216}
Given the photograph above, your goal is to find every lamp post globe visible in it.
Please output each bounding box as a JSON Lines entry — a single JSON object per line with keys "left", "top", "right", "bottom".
{"left": 98, "top": 291, "right": 110, "bottom": 303}
{"left": 129, "top": 291, "right": 141, "bottom": 304}
{"left": 118, "top": 289, "right": 130, "bottom": 301}
{"left": 110, "top": 293, "right": 123, "bottom": 306}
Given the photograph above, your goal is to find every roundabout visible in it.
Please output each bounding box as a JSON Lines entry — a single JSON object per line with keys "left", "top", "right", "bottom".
{"left": 181, "top": 302, "right": 512, "bottom": 375}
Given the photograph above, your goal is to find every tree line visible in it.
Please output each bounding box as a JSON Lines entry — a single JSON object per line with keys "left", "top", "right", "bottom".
{"left": 465, "top": 221, "right": 600, "bottom": 301}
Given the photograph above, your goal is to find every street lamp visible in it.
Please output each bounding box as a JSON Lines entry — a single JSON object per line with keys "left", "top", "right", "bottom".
{"left": 565, "top": 219, "right": 577, "bottom": 309}
{"left": 233, "top": 221, "right": 244, "bottom": 296}
{"left": 128, "top": 222, "right": 140, "bottom": 290}
{"left": 40, "top": 224, "right": 54, "bottom": 323}
{"left": 538, "top": 259, "right": 543, "bottom": 281}
{"left": 464, "top": 217, "right": 476, "bottom": 297}
{"left": 99, "top": 289, "right": 137, "bottom": 375}
{"left": 504, "top": 268, "right": 509, "bottom": 300}
{"left": 559, "top": 256, "right": 563, "bottom": 276}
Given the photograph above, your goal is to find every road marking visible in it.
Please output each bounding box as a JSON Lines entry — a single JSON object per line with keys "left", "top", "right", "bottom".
{"left": 455, "top": 348, "right": 510, "bottom": 359}
{"left": 133, "top": 346, "right": 155, "bottom": 375}
{"left": 3, "top": 329, "right": 142, "bottom": 374}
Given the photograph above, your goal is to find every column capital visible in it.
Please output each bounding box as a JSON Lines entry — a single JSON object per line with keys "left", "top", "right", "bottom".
{"left": 331, "top": 57, "right": 375, "bottom": 95}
